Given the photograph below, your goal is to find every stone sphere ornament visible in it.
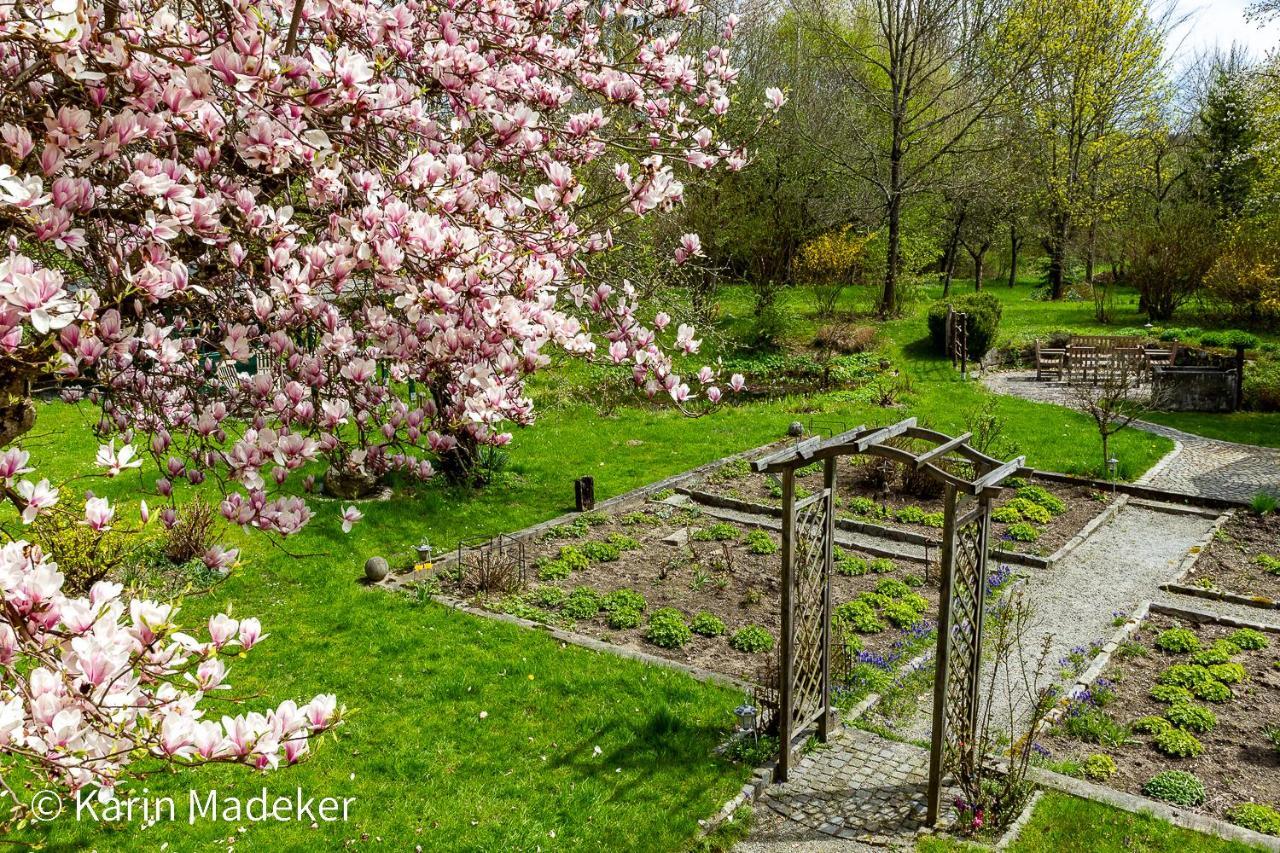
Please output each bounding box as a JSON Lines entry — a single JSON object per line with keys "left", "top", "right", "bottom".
{"left": 788, "top": 421, "right": 805, "bottom": 437}
{"left": 364, "top": 556, "right": 390, "bottom": 583}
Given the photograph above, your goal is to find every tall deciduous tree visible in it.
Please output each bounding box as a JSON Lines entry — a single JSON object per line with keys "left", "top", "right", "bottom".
{"left": 1001, "top": 0, "right": 1167, "bottom": 299}
{"left": 791, "top": 0, "right": 1029, "bottom": 317}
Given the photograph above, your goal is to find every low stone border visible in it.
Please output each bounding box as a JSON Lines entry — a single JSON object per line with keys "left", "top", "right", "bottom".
{"left": 1136, "top": 435, "right": 1186, "bottom": 489}
{"left": 1148, "top": 599, "right": 1280, "bottom": 634}
{"left": 1029, "top": 468, "right": 1246, "bottom": 511}
{"left": 1041, "top": 599, "right": 1151, "bottom": 731}
{"left": 1129, "top": 498, "right": 1223, "bottom": 519}
{"left": 1026, "top": 766, "right": 1280, "bottom": 852}
{"left": 1161, "top": 510, "right": 1235, "bottom": 589}
{"left": 1044, "top": 496, "right": 1130, "bottom": 566}
{"left": 994, "top": 790, "right": 1043, "bottom": 851}
{"left": 1161, "top": 585, "right": 1280, "bottom": 611}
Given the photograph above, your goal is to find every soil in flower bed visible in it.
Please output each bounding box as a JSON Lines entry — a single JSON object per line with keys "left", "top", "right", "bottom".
{"left": 1040, "top": 613, "right": 1280, "bottom": 826}
{"left": 693, "top": 456, "right": 1113, "bottom": 556}
{"left": 1189, "top": 512, "right": 1280, "bottom": 604}
{"left": 445, "top": 502, "right": 940, "bottom": 684}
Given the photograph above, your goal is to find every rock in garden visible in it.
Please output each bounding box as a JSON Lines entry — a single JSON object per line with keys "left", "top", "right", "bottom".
{"left": 364, "top": 556, "right": 389, "bottom": 582}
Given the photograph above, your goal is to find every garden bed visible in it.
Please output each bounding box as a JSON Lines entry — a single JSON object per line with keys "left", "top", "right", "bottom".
{"left": 1040, "top": 612, "right": 1280, "bottom": 834}
{"left": 694, "top": 456, "right": 1114, "bottom": 557}
{"left": 442, "top": 501, "right": 941, "bottom": 687}
{"left": 1186, "top": 512, "right": 1280, "bottom": 604}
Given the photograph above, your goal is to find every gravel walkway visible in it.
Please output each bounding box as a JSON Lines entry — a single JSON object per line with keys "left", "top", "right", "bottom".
{"left": 889, "top": 504, "right": 1217, "bottom": 743}
{"left": 981, "top": 371, "right": 1280, "bottom": 503}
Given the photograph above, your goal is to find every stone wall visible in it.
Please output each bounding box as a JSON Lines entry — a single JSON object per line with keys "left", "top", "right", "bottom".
{"left": 1153, "top": 366, "right": 1238, "bottom": 413}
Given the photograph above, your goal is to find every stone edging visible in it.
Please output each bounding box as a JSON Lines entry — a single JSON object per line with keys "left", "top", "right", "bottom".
{"left": 1162, "top": 510, "right": 1234, "bottom": 589}
{"left": 994, "top": 790, "right": 1043, "bottom": 851}
{"left": 1158, "top": 511, "right": 1280, "bottom": 612}
{"left": 1135, "top": 434, "right": 1185, "bottom": 488}
{"left": 1041, "top": 600, "right": 1151, "bottom": 731}
{"left": 1026, "top": 767, "right": 1280, "bottom": 852}
{"left": 1028, "top": 469, "right": 1246, "bottom": 510}
{"left": 1044, "top": 495, "right": 1130, "bottom": 566}
{"left": 1148, "top": 599, "right": 1280, "bottom": 634}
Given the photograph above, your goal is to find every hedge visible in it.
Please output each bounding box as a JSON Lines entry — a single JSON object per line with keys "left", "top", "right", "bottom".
{"left": 926, "top": 292, "right": 1003, "bottom": 359}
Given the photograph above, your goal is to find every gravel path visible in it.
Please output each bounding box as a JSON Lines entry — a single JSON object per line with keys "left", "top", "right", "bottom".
{"left": 891, "top": 505, "right": 1216, "bottom": 743}
{"left": 1152, "top": 591, "right": 1280, "bottom": 631}
{"left": 981, "top": 371, "right": 1280, "bottom": 503}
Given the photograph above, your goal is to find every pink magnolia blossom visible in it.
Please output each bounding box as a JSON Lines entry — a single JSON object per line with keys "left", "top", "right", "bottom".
{"left": 340, "top": 506, "right": 363, "bottom": 534}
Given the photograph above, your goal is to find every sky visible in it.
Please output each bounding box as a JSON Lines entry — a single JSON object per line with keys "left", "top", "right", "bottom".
{"left": 1167, "top": 0, "right": 1279, "bottom": 66}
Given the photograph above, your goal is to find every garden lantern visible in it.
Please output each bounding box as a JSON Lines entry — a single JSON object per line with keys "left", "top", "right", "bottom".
{"left": 415, "top": 541, "right": 432, "bottom": 563}
{"left": 734, "top": 703, "right": 759, "bottom": 736}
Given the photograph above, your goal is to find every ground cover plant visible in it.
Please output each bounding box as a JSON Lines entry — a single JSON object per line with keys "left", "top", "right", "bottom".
{"left": 1189, "top": 510, "right": 1280, "bottom": 603}
{"left": 1041, "top": 614, "right": 1280, "bottom": 831}
{"left": 693, "top": 456, "right": 1109, "bottom": 557}
{"left": 454, "top": 500, "right": 941, "bottom": 684}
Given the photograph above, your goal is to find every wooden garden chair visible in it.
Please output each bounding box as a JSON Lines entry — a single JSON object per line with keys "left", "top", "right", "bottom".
{"left": 1034, "top": 340, "right": 1065, "bottom": 381}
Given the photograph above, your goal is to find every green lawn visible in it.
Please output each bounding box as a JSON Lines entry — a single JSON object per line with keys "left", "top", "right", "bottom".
{"left": 916, "top": 792, "right": 1261, "bottom": 853}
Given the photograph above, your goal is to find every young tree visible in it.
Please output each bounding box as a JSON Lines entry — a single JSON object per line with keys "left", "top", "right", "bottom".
{"left": 1069, "top": 362, "right": 1169, "bottom": 474}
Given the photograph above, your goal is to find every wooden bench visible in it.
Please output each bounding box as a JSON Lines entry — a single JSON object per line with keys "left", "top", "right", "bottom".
{"left": 1034, "top": 340, "right": 1064, "bottom": 381}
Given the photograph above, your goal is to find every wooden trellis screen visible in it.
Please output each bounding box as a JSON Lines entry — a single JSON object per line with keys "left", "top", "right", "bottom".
{"left": 753, "top": 419, "right": 1023, "bottom": 817}
{"left": 946, "top": 308, "right": 969, "bottom": 377}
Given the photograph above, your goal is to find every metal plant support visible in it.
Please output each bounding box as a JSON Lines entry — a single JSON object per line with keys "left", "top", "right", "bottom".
{"left": 754, "top": 419, "right": 1022, "bottom": 808}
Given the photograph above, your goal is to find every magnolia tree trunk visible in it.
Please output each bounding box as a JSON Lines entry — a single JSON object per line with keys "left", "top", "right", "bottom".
{"left": 0, "top": 373, "right": 36, "bottom": 450}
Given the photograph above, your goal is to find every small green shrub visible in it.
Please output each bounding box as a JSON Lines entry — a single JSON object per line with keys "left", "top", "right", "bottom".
{"left": 557, "top": 545, "right": 590, "bottom": 571}
{"left": 538, "top": 559, "right": 572, "bottom": 581}
{"left": 1154, "top": 727, "right": 1204, "bottom": 758}
{"left": 607, "top": 607, "right": 643, "bottom": 629}
{"left": 1158, "top": 664, "right": 1213, "bottom": 689}
{"left": 563, "top": 587, "right": 603, "bottom": 620}
{"left": 581, "top": 540, "right": 623, "bottom": 562}
{"left": 745, "top": 529, "right": 778, "bottom": 555}
{"left": 1165, "top": 702, "right": 1216, "bottom": 733}
{"left": 1006, "top": 522, "right": 1040, "bottom": 542}
{"left": 1081, "top": 753, "right": 1117, "bottom": 781}
{"left": 1226, "top": 803, "right": 1280, "bottom": 836}
{"left": 1265, "top": 724, "right": 1280, "bottom": 754}
{"left": 532, "top": 586, "right": 568, "bottom": 608}
{"left": 882, "top": 599, "right": 922, "bottom": 629}
{"left": 1016, "top": 484, "right": 1067, "bottom": 516}
{"left": 730, "top": 625, "right": 775, "bottom": 653}
{"left": 875, "top": 578, "right": 913, "bottom": 599}
{"left": 608, "top": 533, "right": 641, "bottom": 551}
{"left": 580, "top": 512, "right": 608, "bottom": 526}
{"left": 1251, "top": 494, "right": 1279, "bottom": 516}
{"left": 834, "top": 600, "right": 884, "bottom": 634}
{"left": 992, "top": 505, "right": 1022, "bottom": 524}
{"left": 602, "top": 588, "right": 646, "bottom": 614}
{"left": 846, "top": 496, "right": 882, "bottom": 517}
{"left": 1007, "top": 498, "right": 1052, "bottom": 524}
{"left": 835, "top": 552, "right": 869, "bottom": 577}
{"left": 692, "top": 523, "right": 739, "bottom": 542}
{"left": 904, "top": 574, "right": 924, "bottom": 587}
{"left": 1208, "top": 662, "right": 1246, "bottom": 684}
{"left": 1155, "top": 628, "right": 1200, "bottom": 654}
{"left": 921, "top": 512, "right": 944, "bottom": 528}
{"left": 1132, "top": 715, "right": 1172, "bottom": 734}
{"left": 1257, "top": 554, "right": 1280, "bottom": 575}
{"left": 1150, "top": 684, "right": 1194, "bottom": 704}
{"left": 1190, "top": 640, "right": 1239, "bottom": 665}
{"left": 870, "top": 557, "right": 895, "bottom": 574}
{"left": 1142, "top": 770, "right": 1206, "bottom": 806}
{"left": 1229, "top": 628, "right": 1268, "bottom": 650}
{"left": 691, "top": 611, "right": 726, "bottom": 637}
{"left": 926, "top": 292, "right": 1003, "bottom": 358}
{"left": 1192, "top": 678, "right": 1233, "bottom": 703}
{"left": 894, "top": 505, "right": 929, "bottom": 524}
{"left": 620, "top": 511, "right": 656, "bottom": 526}
{"left": 646, "top": 608, "right": 692, "bottom": 649}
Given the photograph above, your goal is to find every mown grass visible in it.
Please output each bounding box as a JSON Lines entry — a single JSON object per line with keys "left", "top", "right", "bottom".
{"left": 915, "top": 791, "right": 1261, "bottom": 852}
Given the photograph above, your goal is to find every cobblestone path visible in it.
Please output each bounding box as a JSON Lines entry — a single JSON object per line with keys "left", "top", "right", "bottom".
{"left": 736, "top": 729, "right": 953, "bottom": 851}
{"left": 981, "top": 371, "right": 1280, "bottom": 502}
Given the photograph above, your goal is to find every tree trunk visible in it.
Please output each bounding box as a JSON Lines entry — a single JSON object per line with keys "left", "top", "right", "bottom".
{"left": 1047, "top": 213, "right": 1071, "bottom": 299}
{"left": 972, "top": 246, "right": 988, "bottom": 292}
{"left": 879, "top": 119, "right": 905, "bottom": 318}
{"left": 941, "top": 212, "right": 964, "bottom": 298}
{"left": 1008, "top": 225, "right": 1021, "bottom": 288}
{"left": 0, "top": 375, "right": 35, "bottom": 450}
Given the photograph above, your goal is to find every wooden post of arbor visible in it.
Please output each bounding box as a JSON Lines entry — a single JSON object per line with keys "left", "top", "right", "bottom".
{"left": 752, "top": 420, "right": 1023, "bottom": 804}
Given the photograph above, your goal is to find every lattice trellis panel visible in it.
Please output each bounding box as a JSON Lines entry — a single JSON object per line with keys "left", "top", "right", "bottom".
{"left": 941, "top": 516, "right": 985, "bottom": 766}
{"left": 790, "top": 494, "right": 830, "bottom": 729}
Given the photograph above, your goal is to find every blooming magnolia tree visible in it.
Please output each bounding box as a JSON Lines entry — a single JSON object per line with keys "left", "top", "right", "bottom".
{"left": 0, "top": 0, "right": 776, "bottom": 530}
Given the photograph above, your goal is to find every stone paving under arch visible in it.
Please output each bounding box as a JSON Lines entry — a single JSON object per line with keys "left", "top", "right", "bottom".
{"left": 981, "top": 371, "right": 1280, "bottom": 503}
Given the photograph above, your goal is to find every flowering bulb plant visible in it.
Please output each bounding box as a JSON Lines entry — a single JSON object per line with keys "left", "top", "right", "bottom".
{"left": 1, "top": 0, "right": 777, "bottom": 531}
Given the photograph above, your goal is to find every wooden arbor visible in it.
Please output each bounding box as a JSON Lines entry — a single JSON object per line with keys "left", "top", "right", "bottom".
{"left": 753, "top": 418, "right": 1024, "bottom": 821}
